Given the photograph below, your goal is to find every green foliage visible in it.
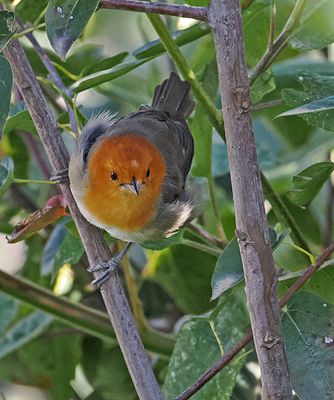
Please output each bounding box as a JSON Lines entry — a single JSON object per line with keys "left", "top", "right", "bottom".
{"left": 0, "top": 0, "right": 334, "bottom": 399}
{"left": 282, "top": 292, "right": 334, "bottom": 400}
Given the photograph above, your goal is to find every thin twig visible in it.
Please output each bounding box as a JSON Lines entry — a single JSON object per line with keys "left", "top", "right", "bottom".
{"left": 267, "top": 0, "right": 276, "bottom": 51}
{"left": 100, "top": 0, "right": 208, "bottom": 21}
{"left": 252, "top": 98, "right": 284, "bottom": 111}
{"left": 182, "top": 239, "right": 221, "bottom": 257}
{"left": 324, "top": 151, "right": 334, "bottom": 246}
{"left": 176, "top": 241, "right": 334, "bottom": 399}
{"left": 250, "top": 0, "right": 307, "bottom": 84}
{"left": 188, "top": 223, "right": 226, "bottom": 248}
{"left": 16, "top": 19, "right": 78, "bottom": 135}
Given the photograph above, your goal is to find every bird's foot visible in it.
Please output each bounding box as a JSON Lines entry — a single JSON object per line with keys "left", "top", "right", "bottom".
{"left": 88, "top": 256, "right": 121, "bottom": 287}
{"left": 50, "top": 169, "right": 69, "bottom": 184}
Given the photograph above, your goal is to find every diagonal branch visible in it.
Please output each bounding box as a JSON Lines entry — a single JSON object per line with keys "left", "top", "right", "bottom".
{"left": 176, "top": 241, "right": 334, "bottom": 399}
{"left": 2, "top": 33, "right": 164, "bottom": 400}
{"left": 208, "top": 0, "right": 292, "bottom": 398}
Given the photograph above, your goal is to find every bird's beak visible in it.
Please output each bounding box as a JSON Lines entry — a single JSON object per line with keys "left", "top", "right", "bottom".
{"left": 121, "top": 177, "right": 142, "bottom": 195}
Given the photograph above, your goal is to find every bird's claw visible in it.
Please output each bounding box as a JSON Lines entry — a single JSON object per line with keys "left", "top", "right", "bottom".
{"left": 88, "top": 257, "right": 121, "bottom": 287}
{"left": 50, "top": 169, "right": 69, "bottom": 184}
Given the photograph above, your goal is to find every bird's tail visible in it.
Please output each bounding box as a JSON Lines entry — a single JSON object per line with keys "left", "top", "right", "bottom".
{"left": 151, "top": 72, "right": 195, "bottom": 120}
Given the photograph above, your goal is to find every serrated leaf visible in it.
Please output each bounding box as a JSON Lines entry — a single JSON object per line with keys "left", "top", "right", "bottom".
{"left": 71, "top": 58, "right": 152, "bottom": 93}
{"left": 0, "top": 11, "right": 15, "bottom": 52}
{"left": 0, "top": 55, "right": 13, "bottom": 138}
{"left": 287, "top": 162, "right": 334, "bottom": 208}
{"left": 211, "top": 228, "right": 277, "bottom": 300}
{"left": 282, "top": 292, "right": 334, "bottom": 400}
{"left": 281, "top": 71, "right": 334, "bottom": 131}
{"left": 80, "top": 52, "right": 128, "bottom": 77}
{"left": 133, "top": 23, "right": 210, "bottom": 60}
{"left": 45, "top": 0, "right": 100, "bottom": 59}
{"left": 0, "top": 312, "right": 52, "bottom": 359}
{"left": 163, "top": 291, "right": 248, "bottom": 399}
{"left": 0, "top": 157, "right": 14, "bottom": 199}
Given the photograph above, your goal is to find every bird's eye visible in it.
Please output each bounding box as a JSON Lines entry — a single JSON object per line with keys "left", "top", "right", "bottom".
{"left": 146, "top": 168, "right": 151, "bottom": 178}
{"left": 111, "top": 171, "right": 118, "bottom": 181}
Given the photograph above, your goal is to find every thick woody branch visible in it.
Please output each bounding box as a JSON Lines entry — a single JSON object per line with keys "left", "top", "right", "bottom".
{"left": 3, "top": 37, "right": 164, "bottom": 400}
{"left": 177, "top": 241, "right": 334, "bottom": 399}
{"left": 208, "top": 1, "right": 292, "bottom": 399}
{"left": 100, "top": 0, "right": 208, "bottom": 21}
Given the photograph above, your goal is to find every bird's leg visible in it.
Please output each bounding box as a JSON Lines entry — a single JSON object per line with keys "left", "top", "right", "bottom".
{"left": 88, "top": 242, "right": 132, "bottom": 287}
{"left": 50, "top": 169, "right": 69, "bottom": 184}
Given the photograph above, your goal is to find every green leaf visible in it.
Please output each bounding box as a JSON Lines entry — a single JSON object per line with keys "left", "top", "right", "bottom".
{"left": 278, "top": 95, "right": 334, "bottom": 118}
{"left": 53, "top": 230, "right": 84, "bottom": 274}
{"left": 141, "top": 231, "right": 184, "bottom": 250}
{"left": 211, "top": 228, "right": 278, "bottom": 300}
{"left": 0, "top": 55, "right": 13, "bottom": 138}
{"left": 71, "top": 58, "right": 152, "bottom": 93}
{"left": 163, "top": 291, "right": 248, "bottom": 399}
{"left": 0, "top": 312, "right": 52, "bottom": 359}
{"left": 45, "top": 0, "right": 100, "bottom": 59}
{"left": 15, "top": 0, "right": 48, "bottom": 24}
{"left": 19, "top": 330, "right": 82, "bottom": 399}
{"left": 3, "top": 101, "right": 35, "bottom": 136}
{"left": 0, "top": 11, "right": 15, "bottom": 52}
{"left": 80, "top": 52, "right": 129, "bottom": 77}
{"left": 281, "top": 71, "right": 334, "bottom": 131}
{"left": 191, "top": 62, "right": 218, "bottom": 177}
{"left": 133, "top": 23, "right": 210, "bottom": 60}
{"left": 287, "top": 162, "right": 334, "bottom": 209}
{"left": 251, "top": 69, "right": 276, "bottom": 104}
{"left": 282, "top": 292, "right": 334, "bottom": 400}
{"left": 0, "top": 157, "right": 14, "bottom": 199}
{"left": 0, "top": 294, "right": 18, "bottom": 335}
{"left": 291, "top": 0, "right": 334, "bottom": 51}
{"left": 82, "top": 338, "right": 136, "bottom": 400}
{"left": 146, "top": 245, "right": 217, "bottom": 314}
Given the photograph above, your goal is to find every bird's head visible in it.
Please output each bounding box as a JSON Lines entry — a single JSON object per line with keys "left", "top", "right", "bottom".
{"left": 82, "top": 134, "right": 166, "bottom": 230}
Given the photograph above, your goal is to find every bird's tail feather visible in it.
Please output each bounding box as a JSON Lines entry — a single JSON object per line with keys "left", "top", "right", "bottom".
{"left": 151, "top": 72, "right": 195, "bottom": 120}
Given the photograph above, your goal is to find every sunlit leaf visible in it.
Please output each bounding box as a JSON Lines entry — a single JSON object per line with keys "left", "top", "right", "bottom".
{"left": 71, "top": 59, "right": 152, "bottom": 93}
{"left": 45, "top": 0, "right": 100, "bottom": 59}
{"left": 0, "top": 55, "right": 13, "bottom": 138}
{"left": 287, "top": 162, "right": 334, "bottom": 209}
{"left": 282, "top": 292, "right": 334, "bottom": 400}
{"left": 133, "top": 23, "right": 210, "bottom": 60}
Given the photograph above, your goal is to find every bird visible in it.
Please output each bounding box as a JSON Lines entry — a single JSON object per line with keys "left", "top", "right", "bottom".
{"left": 57, "top": 72, "right": 198, "bottom": 286}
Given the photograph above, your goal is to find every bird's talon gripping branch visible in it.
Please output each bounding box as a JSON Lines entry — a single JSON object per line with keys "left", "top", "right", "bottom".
{"left": 50, "top": 168, "right": 69, "bottom": 184}
{"left": 90, "top": 257, "right": 120, "bottom": 287}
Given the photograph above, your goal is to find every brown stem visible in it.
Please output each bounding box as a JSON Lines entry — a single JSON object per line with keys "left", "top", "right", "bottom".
{"left": 2, "top": 30, "right": 164, "bottom": 400}
{"left": 208, "top": 1, "right": 291, "bottom": 399}
{"left": 100, "top": 0, "right": 208, "bottom": 21}
{"left": 176, "top": 241, "right": 334, "bottom": 399}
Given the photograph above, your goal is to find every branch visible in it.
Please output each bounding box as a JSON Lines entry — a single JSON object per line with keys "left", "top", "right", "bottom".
{"left": 100, "top": 0, "right": 207, "bottom": 21}
{"left": 208, "top": 0, "right": 292, "bottom": 398}
{"left": 0, "top": 269, "right": 174, "bottom": 357}
{"left": 176, "top": 241, "right": 334, "bottom": 399}
{"left": 250, "top": 0, "right": 307, "bottom": 84}
{"left": 3, "top": 31, "right": 164, "bottom": 400}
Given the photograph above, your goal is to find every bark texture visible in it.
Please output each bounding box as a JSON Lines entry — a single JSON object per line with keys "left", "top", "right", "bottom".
{"left": 208, "top": 0, "right": 292, "bottom": 398}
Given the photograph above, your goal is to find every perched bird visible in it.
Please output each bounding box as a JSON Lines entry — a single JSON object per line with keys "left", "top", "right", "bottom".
{"left": 66, "top": 72, "right": 198, "bottom": 285}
